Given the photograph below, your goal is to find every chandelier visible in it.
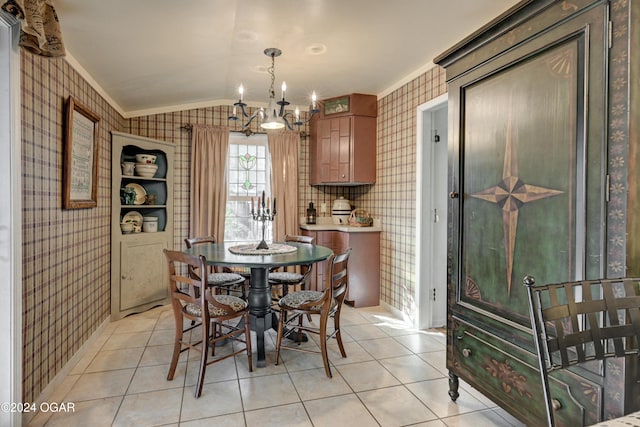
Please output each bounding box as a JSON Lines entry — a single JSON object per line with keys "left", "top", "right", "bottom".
{"left": 228, "top": 48, "right": 320, "bottom": 131}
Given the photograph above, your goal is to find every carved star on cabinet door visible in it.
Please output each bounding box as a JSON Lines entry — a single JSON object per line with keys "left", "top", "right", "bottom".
{"left": 470, "top": 117, "right": 563, "bottom": 295}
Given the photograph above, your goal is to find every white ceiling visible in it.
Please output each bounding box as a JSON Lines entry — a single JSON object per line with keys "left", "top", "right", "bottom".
{"left": 55, "top": 0, "right": 521, "bottom": 118}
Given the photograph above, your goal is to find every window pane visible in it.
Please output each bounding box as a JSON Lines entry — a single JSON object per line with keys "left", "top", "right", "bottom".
{"left": 224, "top": 133, "right": 271, "bottom": 243}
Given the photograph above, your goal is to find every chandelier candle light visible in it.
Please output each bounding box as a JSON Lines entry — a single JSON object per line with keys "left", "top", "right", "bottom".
{"left": 251, "top": 190, "right": 276, "bottom": 250}
{"left": 229, "top": 48, "right": 320, "bottom": 131}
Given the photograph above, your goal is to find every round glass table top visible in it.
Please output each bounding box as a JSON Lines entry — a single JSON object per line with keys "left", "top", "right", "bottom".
{"left": 182, "top": 241, "right": 333, "bottom": 268}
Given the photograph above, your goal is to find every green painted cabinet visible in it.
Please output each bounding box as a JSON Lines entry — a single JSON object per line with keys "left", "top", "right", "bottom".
{"left": 435, "top": 0, "right": 640, "bottom": 425}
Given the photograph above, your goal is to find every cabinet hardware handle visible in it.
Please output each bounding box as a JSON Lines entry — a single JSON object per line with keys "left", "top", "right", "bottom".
{"left": 462, "top": 348, "right": 472, "bottom": 358}
{"left": 449, "top": 191, "right": 459, "bottom": 199}
{"left": 552, "top": 399, "right": 562, "bottom": 411}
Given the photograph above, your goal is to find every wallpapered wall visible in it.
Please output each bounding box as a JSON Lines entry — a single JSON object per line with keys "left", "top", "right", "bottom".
{"left": 21, "top": 51, "right": 124, "bottom": 402}
{"left": 20, "top": 45, "right": 444, "bottom": 402}
{"left": 367, "top": 68, "right": 446, "bottom": 317}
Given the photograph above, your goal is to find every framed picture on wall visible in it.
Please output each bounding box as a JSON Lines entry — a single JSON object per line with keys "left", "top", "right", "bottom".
{"left": 63, "top": 96, "right": 100, "bottom": 209}
{"left": 323, "top": 95, "right": 350, "bottom": 115}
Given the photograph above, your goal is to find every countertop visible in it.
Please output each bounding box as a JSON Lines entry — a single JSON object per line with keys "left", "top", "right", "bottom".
{"left": 299, "top": 217, "right": 382, "bottom": 233}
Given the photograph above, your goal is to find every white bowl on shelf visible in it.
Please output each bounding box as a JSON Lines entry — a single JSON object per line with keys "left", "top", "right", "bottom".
{"left": 135, "top": 154, "right": 157, "bottom": 164}
{"left": 135, "top": 163, "right": 158, "bottom": 178}
{"left": 120, "top": 222, "right": 134, "bottom": 234}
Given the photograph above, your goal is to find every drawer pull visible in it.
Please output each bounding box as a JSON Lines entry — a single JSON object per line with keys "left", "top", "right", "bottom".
{"left": 462, "top": 348, "right": 472, "bottom": 358}
{"left": 449, "top": 191, "right": 459, "bottom": 199}
{"left": 552, "top": 399, "right": 562, "bottom": 411}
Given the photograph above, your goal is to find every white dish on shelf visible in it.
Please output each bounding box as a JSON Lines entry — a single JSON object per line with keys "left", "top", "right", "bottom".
{"left": 122, "top": 211, "right": 143, "bottom": 233}
{"left": 125, "top": 183, "right": 146, "bottom": 205}
{"left": 135, "top": 163, "right": 158, "bottom": 178}
{"left": 135, "top": 154, "right": 157, "bottom": 164}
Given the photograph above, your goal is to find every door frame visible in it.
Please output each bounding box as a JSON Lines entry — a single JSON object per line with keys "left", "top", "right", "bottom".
{"left": 415, "top": 93, "right": 447, "bottom": 330}
{"left": 0, "top": 10, "right": 22, "bottom": 427}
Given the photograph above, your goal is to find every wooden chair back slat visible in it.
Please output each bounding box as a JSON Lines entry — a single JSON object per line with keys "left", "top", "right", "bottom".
{"left": 524, "top": 276, "right": 640, "bottom": 426}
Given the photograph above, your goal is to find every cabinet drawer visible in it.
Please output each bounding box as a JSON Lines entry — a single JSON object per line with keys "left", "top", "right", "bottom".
{"left": 450, "top": 318, "right": 600, "bottom": 426}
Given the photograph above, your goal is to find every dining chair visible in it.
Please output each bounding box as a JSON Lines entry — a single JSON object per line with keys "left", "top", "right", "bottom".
{"left": 164, "top": 249, "right": 252, "bottom": 398}
{"left": 269, "top": 235, "right": 315, "bottom": 302}
{"left": 274, "top": 248, "right": 352, "bottom": 378}
{"left": 523, "top": 276, "right": 640, "bottom": 426}
{"left": 185, "top": 235, "right": 247, "bottom": 298}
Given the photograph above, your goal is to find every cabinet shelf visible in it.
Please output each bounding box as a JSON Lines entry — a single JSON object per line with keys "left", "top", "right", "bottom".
{"left": 120, "top": 205, "right": 167, "bottom": 209}
{"left": 121, "top": 175, "right": 167, "bottom": 182}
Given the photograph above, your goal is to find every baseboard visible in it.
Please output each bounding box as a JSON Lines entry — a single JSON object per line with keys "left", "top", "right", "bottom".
{"left": 22, "top": 316, "right": 111, "bottom": 426}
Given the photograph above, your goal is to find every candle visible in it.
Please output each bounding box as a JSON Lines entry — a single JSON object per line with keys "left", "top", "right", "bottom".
{"left": 266, "top": 197, "right": 270, "bottom": 212}
{"left": 295, "top": 107, "right": 300, "bottom": 121}
{"left": 273, "top": 197, "right": 276, "bottom": 215}
{"left": 262, "top": 190, "right": 265, "bottom": 207}
{"left": 232, "top": 105, "right": 237, "bottom": 117}
{"left": 311, "top": 91, "right": 317, "bottom": 109}
{"left": 257, "top": 196, "right": 260, "bottom": 210}
{"left": 239, "top": 84, "right": 244, "bottom": 102}
{"left": 251, "top": 197, "right": 254, "bottom": 214}
{"left": 281, "top": 81, "right": 286, "bottom": 100}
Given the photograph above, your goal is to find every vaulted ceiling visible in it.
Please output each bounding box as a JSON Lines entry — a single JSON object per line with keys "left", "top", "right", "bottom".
{"left": 55, "top": 0, "right": 521, "bottom": 117}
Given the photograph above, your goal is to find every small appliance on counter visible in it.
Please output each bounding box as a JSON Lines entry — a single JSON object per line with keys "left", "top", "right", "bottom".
{"left": 306, "top": 202, "right": 317, "bottom": 224}
{"left": 332, "top": 197, "right": 352, "bottom": 224}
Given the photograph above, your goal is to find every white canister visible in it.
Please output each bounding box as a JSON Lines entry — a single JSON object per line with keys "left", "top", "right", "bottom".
{"left": 142, "top": 216, "right": 158, "bottom": 232}
{"left": 332, "top": 197, "right": 352, "bottom": 225}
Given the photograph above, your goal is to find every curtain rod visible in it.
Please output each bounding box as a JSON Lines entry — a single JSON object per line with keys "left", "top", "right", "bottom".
{"left": 179, "top": 124, "right": 265, "bottom": 137}
{"left": 180, "top": 124, "right": 309, "bottom": 138}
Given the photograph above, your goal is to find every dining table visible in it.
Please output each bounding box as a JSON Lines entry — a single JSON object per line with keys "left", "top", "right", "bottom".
{"left": 182, "top": 241, "right": 333, "bottom": 367}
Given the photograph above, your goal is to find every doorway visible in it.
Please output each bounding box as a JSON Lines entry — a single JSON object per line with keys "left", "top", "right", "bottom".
{"left": 416, "top": 94, "right": 448, "bottom": 329}
{"left": 0, "top": 10, "right": 22, "bottom": 427}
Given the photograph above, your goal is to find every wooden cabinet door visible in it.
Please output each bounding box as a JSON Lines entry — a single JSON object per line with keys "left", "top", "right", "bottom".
{"left": 450, "top": 2, "right": 607, "bottom": 327}
{"left": 447, "top": 3, "right": 608, "bottom": 424}
{"left": 318, "top": 117, "right": 351, "bottom": 183}
{"left": 119, "top": 239, "right": 168, "bottom": 312}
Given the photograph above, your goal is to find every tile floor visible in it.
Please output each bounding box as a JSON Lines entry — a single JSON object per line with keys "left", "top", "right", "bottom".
{"left": 28, "top": 304, "right": 526, "bottom": 426}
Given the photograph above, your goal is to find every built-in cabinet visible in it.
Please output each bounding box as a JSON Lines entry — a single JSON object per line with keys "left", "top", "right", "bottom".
{"left": 301, "top": 228, "right": 380, "bottom": 307}
{"left": 435, "top": 0, "right": 639, "bottom": 425}
{"left": 111, "top": 131, "right": 174, "bottom": 320}
{"left": 309, "top": 93, "right": 377, "bottom": 185}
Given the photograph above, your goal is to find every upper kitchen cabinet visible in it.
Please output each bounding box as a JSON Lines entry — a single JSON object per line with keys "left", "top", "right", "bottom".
{"left": 435, "top": 0, "right": 639, "bottom": 425}
{"left": 309, "top": 93, "right": 377, "bottom": 185}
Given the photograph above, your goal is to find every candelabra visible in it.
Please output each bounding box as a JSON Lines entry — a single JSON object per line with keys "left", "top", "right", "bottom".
{"left": 251, "top": 192, "right": 276, "bottom": 250}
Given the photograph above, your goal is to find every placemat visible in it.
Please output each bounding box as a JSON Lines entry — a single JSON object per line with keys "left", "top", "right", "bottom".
{"left": 228, "top": 243, "right": 298, "bottom": 255}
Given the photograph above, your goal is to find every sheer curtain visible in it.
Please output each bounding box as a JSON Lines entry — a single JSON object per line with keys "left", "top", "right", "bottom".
{"left": 267, "top": 130, "right": 300, "bottom": 241}
{"left": 189, "top": 125, "right": 230, "bottom": 241}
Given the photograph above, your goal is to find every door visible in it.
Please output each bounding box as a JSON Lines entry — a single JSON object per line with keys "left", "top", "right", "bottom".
{"left": 416, "top": 93, "right": 448, "bottom": 329}
{"left": 450, "top": 3, "right": 607, "bottom": 329}
{"left": 0, "top": 11, "right": 21, "bottom": 427}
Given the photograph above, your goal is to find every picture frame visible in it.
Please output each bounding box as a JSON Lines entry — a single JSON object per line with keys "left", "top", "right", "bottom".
{"left": 323, "top": 95, "right": 350, "bottom": 115}
{"left": 63, "top": 96, "right": 100, "bottom": 209}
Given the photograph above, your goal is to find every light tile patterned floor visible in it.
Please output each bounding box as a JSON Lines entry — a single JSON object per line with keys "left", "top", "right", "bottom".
{"left": 27, "top": 304, "right": 526, "bottom": 426}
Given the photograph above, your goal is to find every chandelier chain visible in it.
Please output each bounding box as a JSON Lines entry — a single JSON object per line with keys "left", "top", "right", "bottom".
{"left": 268, "top": 53, "right": 276, "bottom": 97}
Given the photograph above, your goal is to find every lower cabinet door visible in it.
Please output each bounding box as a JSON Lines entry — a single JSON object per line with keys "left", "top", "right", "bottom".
{"left": 119, "top": 240, "right": 168, "bottom": 312}
{"left": 450, "top": 318, "right": 601, "bottom": 427}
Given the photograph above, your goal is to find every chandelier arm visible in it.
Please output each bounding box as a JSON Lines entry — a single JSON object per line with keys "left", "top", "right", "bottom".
{"left": 281, "top": 115, "right": 294, "bottom": 131}
{"left": 233, "top": 102, "right": 252, "bottom": 118}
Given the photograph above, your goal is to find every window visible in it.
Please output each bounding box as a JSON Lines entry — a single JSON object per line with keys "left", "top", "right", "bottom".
{"left": 224, "top": 133, "right": 272, "bottom": 243}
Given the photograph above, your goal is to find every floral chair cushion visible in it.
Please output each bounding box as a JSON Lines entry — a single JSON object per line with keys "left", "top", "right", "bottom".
{"left": 184, "top": 294, "right": 247, "bottom": 317}
{"left": 207, "top": 272, "right": 244, "bottom": 286}
{"left": 279, "top": 290, "right": 324, "bottom": 311}
{"left": 269, "top": 272, "right": 304, "bottom": 283}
